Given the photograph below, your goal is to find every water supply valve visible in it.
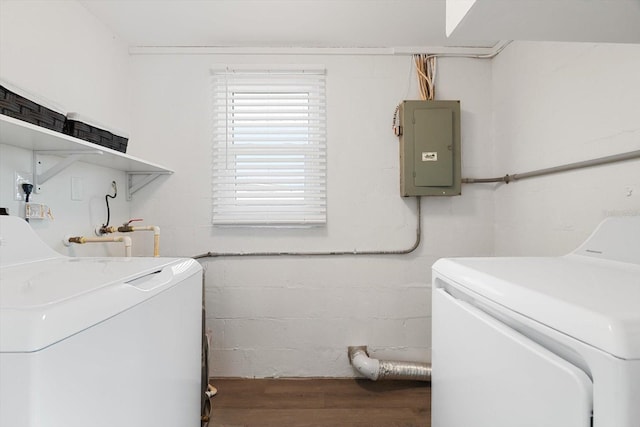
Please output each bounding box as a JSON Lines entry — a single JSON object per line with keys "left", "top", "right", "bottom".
{"left": 118, "top": 218, "right": 144, "bottom": 233}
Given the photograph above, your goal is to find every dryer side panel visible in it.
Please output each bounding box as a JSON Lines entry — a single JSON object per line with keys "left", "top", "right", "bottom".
{"left": 432, "top": 285, "right": 593, "bottom": 427}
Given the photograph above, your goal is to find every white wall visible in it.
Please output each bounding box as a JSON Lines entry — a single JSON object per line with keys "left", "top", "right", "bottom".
{"left": 127, "top": 53, "right": 494, "bottom": 377}
{"left": 0, "top": 0, "right": 495, "bottom": 378}
{"left": 0, "top": 1, "right": 132, "bottom": 255}
{"left": 4, "top": 2, "right": 637, "bottom": 380}
{"left": 492, "top": 41, "right": 640, "bottom": 256}
{"left": 0, "top": 0, "right": 131, "bottom": 131}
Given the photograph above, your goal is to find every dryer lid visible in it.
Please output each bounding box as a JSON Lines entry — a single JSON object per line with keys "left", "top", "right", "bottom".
{"left": 433, "top": 216, "right": 640, "bottom": 360}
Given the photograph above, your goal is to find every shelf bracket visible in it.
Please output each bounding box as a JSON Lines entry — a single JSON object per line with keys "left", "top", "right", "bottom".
{"left": 33, "top": 149, "right": 104, "bottom": 193}
{"left": 126, "top": 171, "right": 172, "bottom": 200}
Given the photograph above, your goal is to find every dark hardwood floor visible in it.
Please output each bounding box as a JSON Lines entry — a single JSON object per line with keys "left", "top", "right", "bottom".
{"left": 208, "top": 378, "right": 431, "bottom": 427}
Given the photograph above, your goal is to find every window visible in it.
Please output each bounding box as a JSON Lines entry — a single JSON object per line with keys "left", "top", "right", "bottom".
{"left": 211, "top": 66, "right": 327, "bottom": 225}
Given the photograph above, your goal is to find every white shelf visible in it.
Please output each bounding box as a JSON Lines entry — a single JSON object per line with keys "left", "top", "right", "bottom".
{"left": 0, "top": 114, "right": 172, "bottom": 173}
{"left": 0, "top": 114, "right": 173, "bottom": 199}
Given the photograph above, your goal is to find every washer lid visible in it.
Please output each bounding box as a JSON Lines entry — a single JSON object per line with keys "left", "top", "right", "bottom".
{"left": 0, "top": 215, "right": 62, "bottom": 266}
{"left": 0, "top": 256, "right": 201, "bottom": 353}
{"left": 433, "top": 217, "right": 640, "bottom": 360}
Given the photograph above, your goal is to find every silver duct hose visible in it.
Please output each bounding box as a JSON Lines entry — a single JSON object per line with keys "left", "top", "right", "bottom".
{"left": 348, "top": 346, "right": 431, "bottom": 382}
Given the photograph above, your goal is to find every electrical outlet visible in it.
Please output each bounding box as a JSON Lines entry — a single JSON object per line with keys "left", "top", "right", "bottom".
{"left": 14, "top": 171, "right": 33, "bottom": 201}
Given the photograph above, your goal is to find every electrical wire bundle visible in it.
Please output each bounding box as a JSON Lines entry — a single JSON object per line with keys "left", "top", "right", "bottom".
{"left": 414, "top": 54, "right": 437, "bottom": 101}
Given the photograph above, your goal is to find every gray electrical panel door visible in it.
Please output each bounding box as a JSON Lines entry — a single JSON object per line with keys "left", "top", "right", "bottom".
{"left": 399, "top": 100, "right": 461, "bottom": 196}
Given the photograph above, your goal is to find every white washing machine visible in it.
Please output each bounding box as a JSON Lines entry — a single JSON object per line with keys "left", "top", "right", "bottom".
{"left": 432, "top": 216, "right": 640, "bottom": 427}
{"left": 0, "top": 215, "right": 202, "bottom": 427}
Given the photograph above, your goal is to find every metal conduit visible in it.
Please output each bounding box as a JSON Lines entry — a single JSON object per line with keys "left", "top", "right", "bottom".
{"left": 192, "top": 197, "right": 421, "bottom": 259}
{"left": 462, "top": 149, "right": 640, "bottom": 184}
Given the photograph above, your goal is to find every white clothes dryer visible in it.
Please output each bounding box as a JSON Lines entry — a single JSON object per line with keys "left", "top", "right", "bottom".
{"left": 432, "top": 216, "right": 640, "bottom": 427}
{"left": 0, "top": 215, "right": 202, "bottom": 427}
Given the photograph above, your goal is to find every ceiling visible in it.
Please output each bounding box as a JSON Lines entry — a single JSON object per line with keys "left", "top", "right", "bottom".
{"left": 79, "top": 0, "right": 640, "bottom": 50}
{"left": 79, "top": 0, "right": 496, "bottom": 49}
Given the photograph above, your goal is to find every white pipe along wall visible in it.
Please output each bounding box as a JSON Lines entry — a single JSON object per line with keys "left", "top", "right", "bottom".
{"left": 64, "top": 235, "right": 133, "bottom": 257}
{"left": 100, "top": 221, "right": 161, "bottom": 257}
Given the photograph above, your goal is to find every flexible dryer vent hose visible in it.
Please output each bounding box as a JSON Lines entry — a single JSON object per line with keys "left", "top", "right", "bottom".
{"left": 348, "top": 346, "right": 431, "bottom": 382}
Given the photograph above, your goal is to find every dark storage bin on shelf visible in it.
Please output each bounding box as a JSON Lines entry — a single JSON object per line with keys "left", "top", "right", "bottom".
{"left": 0, "top": 84, "right": 66, "bottom": 132}
{"left": 63, "top": 115, "right": 128, "bottom": 153}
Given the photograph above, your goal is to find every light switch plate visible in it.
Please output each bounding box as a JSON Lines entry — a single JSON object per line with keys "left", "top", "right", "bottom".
{"left": 71, "top": 176, "right": 83, "bottom": 201}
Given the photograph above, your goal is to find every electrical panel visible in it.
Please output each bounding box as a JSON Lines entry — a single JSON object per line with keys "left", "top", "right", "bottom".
{"left": 398, "top": 100, "right": 461, "bottom": 197}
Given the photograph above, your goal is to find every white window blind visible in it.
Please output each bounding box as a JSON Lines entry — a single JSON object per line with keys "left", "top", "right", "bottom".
{"left": 211, "top": 67, "right": 327, "bottom": 226}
